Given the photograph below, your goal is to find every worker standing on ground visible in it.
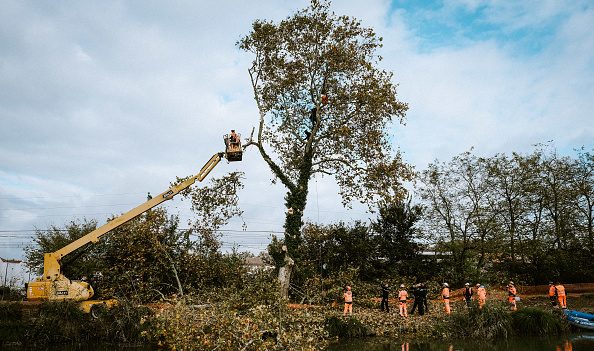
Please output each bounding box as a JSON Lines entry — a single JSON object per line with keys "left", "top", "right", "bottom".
{"left": 477, "top": 284, "right": 486, "bottom": 309}
{"left": 343, "top": 285, "right": 353, "bottom": 316}
{"left": 380, "top": 283, "right": 390, "bottom": 313}
{"left": 555, "top": 282, "right": 567, "bottom": 309}
{"left": 507, "top": 281, "right": 517, "bottom": 311}
{"left": 463, "top": 282, "right": 473, "bottom": 307}
{"left": 398, "top": 284, "right": 408, "bottom": 317}
{"left": 442, "top": 283, "right": 451, "bottom": 315}
{"left": 421, "top": 283, "right": 429, "bottom": 313}
{"left": 549, "top": 281, "right": 558, "bottom": 307}
{"left": 411, "top": 283, "right": 427, "bottom": 315}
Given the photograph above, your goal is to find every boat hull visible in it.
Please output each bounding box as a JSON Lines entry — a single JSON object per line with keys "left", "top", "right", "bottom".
{"left": 564, "top": 309, "right": 594, "bottom": 331}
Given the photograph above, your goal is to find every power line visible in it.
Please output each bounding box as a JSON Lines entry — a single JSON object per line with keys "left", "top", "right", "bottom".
{"left": 0, "top": 192, "right": 145, "bottom": 200}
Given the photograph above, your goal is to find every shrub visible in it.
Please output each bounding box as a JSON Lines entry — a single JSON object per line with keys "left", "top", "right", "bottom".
{"left": 325, "top": 316, "right": 373, "bottom": 338}
{"left": 445, "top": 303, "right": 513, "bottom": 339}
{"left": 511, "top": 307, "right": 568, "bottom": 336}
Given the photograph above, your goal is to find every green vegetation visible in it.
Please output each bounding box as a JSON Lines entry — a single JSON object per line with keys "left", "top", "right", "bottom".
{"left": 446, "top": 303, "right": 513, "bottom": 339}
{"left": 326, "top": 316, "right": 373, "bottom": 338}
{"left": 0, "top": 300, "right": 151, "bottom": 347}
{"left": 511, "top": 308, "right": 568, "bottom": 336}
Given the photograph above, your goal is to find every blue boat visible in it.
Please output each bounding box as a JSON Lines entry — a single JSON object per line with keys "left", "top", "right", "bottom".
{"left": 564, "top": 309, "right": 594, "bottom": 331}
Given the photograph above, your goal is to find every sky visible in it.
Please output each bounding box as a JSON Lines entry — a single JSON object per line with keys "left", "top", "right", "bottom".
{"left": 1, "top": 0, "right": 593, "bottom": 276}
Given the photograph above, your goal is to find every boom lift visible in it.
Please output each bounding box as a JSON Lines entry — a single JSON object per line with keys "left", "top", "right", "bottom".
{"left": 27, "top": 135, "right": 242, "bottom": 313}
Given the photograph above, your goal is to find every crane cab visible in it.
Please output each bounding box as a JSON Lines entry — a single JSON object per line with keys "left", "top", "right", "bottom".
{"left": 224, "top": 131, "right": 242, "bottom": 162}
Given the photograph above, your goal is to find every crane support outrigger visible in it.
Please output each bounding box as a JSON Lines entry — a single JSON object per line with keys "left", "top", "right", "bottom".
{"left": 27, "top": 133, "right": 243, "bottom": 314}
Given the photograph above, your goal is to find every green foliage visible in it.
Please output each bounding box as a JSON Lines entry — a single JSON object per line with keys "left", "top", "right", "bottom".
{"left": 270, "top": 218, "right": 427, "bottom": 303}
{"left": 372, "top": 198, "right": 424, "bottom": 277}
{"left": 511, "top": 307, "right": 568, "bottom": 336}
{"left": 446, "top": 303, "right": 513, "bottom": 340}
{"left": 145, "top": 273, "right": 330, "bottom": 350}
{"left": 325, "top": 316, "right": 373, "bottom": 338}
{"left": 25, "top": 219, "right": 99, "bottom": 277}
{"left": 1, "top": 301, "right": 152, "bottom": 346}
{"left": 25, "top": 171, "right": 247, "bottom": 303}
{"left": 418, "top": 145, "right": 594, "bottom": 285}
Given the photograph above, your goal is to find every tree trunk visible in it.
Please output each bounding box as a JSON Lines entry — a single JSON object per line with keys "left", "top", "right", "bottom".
{"left": 278, "top": 252, "right": 294, "bottom": 299}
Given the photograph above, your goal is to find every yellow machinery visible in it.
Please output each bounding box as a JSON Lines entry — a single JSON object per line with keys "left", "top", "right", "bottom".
{"left": 27, "top": 136, "right": 242, "bottom": 314}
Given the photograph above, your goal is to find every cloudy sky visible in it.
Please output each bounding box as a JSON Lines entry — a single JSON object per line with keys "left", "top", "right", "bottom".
{"left": 1, "top": 0, "right": 593, "bottom": 265}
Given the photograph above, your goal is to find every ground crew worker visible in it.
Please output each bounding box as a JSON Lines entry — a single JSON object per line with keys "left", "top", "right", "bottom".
{"left": 442, "top": 283, "right": 451, "bottom": 315}
{"left": 477, "top": 284, "right": 486, "bottom": 309}
{"left": 555, "top": 282, "right": 567, "bottom": 309}
{"left": 343, "top": 285, "right": 353, "bottom": 316}
{"left": 411, "top": 283, "right": 427, "bottom": 315}
{"left": 463, "top": 282, "right": 473, "bottom": 307}
{"left": 398, "top": 284, "right": 408, "bottom": 317}
{"left": 549, "top": 281, "right": 558, "bottom": 307}
{"left": 507, "top": 281, "right": 517, "bottom": 311}
{"left": 380, "top": 283, "right": 390, "bottom": 313}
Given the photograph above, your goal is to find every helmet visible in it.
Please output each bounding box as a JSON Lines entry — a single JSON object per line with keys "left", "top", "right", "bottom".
{"left": 443, "top": 283, "right": 449, "bottom": 287}
{"left": 509, "top": 281, "right": 514, "bottom": 285}
{"left": 465, "top": 283, "right": 470, "bottom": 286}
{"left": 400, "top": 284, "right": 405, "bottom": 288}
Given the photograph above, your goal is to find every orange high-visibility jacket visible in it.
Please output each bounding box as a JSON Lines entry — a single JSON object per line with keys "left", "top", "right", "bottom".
{"left": 398, "top": 290, "right": 408, "bottom": 302}
{"left": 442, "top": 287, "right": 450, "bottom": 300}
{"left": 555, "top": 285, "right": 566, "bottom": 297}
{"left": 549, "top": 285, "right": 557, "bottom": 297}
{"left": 477, "top": 287, "right": 486, "bottom": 299}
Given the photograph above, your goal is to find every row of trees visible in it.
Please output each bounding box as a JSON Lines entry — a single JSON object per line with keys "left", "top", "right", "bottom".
{"left": 418, "top": 146, "right": 594, "bottom": 285}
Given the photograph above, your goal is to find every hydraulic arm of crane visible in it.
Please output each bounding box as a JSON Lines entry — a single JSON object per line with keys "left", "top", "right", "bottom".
{"left": 41, "top": 152, "right": 225, "bottom": 282}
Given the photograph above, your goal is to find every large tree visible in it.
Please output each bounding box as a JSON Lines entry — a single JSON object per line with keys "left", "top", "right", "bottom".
{"left": 239, "top": 0, "right": 411, "bottom": 255}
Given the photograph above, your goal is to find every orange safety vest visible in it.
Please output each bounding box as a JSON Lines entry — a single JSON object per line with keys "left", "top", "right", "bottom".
{"left": 398, "top": 290, "right": 408, "bottom": 302}
{"left": 555, "top": 285, "right": 566, "bottom": 297}
{"left": 442, "top": 287, "right": 450, "bottom": 300}
{"left": 477, "top": 287, "right": 486, "bottom": 299}
{"left": 549, "top": 285, "right": 557, "bottom": 297}
{"left": 344, "top": 290, "right": 353, "bottom": 302}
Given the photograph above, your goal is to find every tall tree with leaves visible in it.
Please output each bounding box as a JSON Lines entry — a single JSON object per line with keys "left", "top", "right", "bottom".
{"left": 372, "top": 198, "right": 422, "bottom": 276}
{"left": 239, "top": 0, "right": 411, "bottom": 255}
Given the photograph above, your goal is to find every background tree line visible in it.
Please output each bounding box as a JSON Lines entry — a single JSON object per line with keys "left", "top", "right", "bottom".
{"left": 417, "top": 145, "right": 594, "bottom": 285}
{"left": 265, "top": 145, "right": 593, "bottom": 301}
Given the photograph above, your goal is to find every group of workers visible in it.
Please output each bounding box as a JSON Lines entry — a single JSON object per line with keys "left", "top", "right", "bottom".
{"left": 441, "top": 282, "right": 488, "bottom": 314}
{"left": 342, "top": 281, "right": 569, "bottom": 317}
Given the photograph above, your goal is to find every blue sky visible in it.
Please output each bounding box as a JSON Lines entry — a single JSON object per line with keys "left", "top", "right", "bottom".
{"left": 389, "top": 1, "right": 562, "bottom": 53}
{"left": 1, "top": 0, "right": 593, "bottom": 270}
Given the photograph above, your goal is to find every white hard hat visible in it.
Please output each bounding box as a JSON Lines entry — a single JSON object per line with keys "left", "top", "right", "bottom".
{"left": 443, "top": 283, "right": 449, "bottom": 287}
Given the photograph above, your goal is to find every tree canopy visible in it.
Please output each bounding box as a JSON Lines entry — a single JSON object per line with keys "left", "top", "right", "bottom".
{"left": 239, "top": 0, "right": 411, "bottom": 254}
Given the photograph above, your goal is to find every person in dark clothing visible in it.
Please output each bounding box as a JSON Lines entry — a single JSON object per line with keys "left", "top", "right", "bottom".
{"left": 380, "top": 283, "right": 390, "bottom": 312}
{"left": 411, "top": 284, "right": 427, "bottom": 316}
{"left": 422, "top": 283, "right": 429, "bottom": 312}
{"left": 463, "top": 282, "right": 473, "bottom": 307}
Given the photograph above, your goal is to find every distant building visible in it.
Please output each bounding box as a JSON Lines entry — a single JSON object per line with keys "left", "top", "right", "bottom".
{"left": 243, "top": 256, "right": 274, "bottom": 274}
